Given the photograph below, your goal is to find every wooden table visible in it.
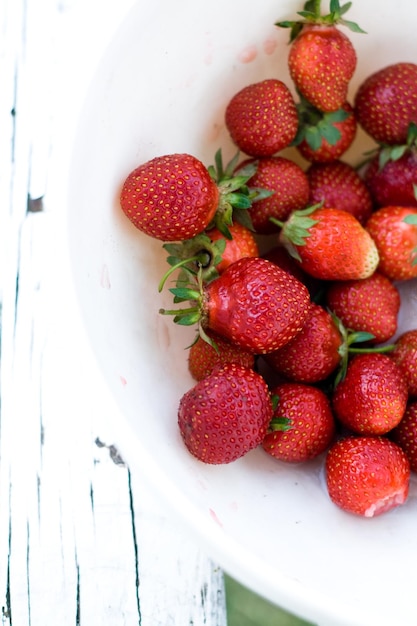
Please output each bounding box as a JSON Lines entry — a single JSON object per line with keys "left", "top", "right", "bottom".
{"left": 0, "top": 1, "right": 227, "bottom": 623}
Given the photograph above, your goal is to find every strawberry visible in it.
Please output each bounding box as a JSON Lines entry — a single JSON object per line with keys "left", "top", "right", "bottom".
{"left": 391, "top": 330, "right": 417, "bottom": 398}
{"left": 265, "top": 303, "right": 343, "bottom": 384}
{"left": 363, "top": 123, "right": 417, "bottom": 208}
{"left": 325, "top": 436, "right": 410, "bottom": 517}
{"left": 295, "top": 100, "right": 357, "bottom": 163}
{"left": 332, "top": 353, "right": 408, "bottom": 435}
{"left": 178, "top": 363, "right": 273, "bottom": 464}
{"left": 188, "top": 330, "right": 255, "bottom": 382}
{"left": 241, "top": 156, "right": 310, "bottom": 234}
{"left": 277, "top": 1, "right": 364, "bottom": 113}
{"left": 391, "top": 401, "right": 417, "bottom": 473}
{"left": 120, "top": 150, "right": 264, "bottom": 242}
{"left": 365, "top": 206, "right": 417, "bottom": 281}
{"left": 354, "top": 62, "right": 417, "bottom": 145}
{"left": 159, "top": 257, "right": 312, "bottom": 354}
{"left": 307, "top": 160, "right": 373, "bottom": 224}
{"left": 325, "top": 271, "right": 401, "bottom": 345}
{"left": 262, "top": 383, "right": 335, "bottom": 463}
{"left": 276, "top": 206, "right": 379, "bottom": 280}
{"left": 224, "top": 79, "right": 298, "bottom": 157}
{"left": 120, "top": 153, "right": 219, "bottom": 241}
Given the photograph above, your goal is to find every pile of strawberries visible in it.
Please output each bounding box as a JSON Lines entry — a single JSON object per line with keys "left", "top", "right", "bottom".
{"left": 119, "top": 0, "right": 417, "bottom": 518}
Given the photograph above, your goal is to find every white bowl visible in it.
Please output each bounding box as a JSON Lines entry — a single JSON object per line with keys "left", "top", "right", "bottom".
{"left": 66, "top": 1, "right": 417, "bottom": 624}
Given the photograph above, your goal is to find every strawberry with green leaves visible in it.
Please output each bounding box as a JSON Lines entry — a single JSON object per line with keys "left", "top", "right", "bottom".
{"left": 120, "top": 150, "right": 266, "bottom": 242}
{"left": 363, "top": 123, "right": 417, "bottom": 208}
{"left": 307, "top": 160, "right": 373, "bottom": 224}
{"left": 188, "top": 330, "right": 255, "bottom": 382}
{"left": 178, "top": 363, "right": 273, "bottom": 464}
{"left": 277, "top": 0, "right": 365, "bottom": 113}
{"left": 391, "top": 329, "right": 417, "bottom": 398}
{"left": 294, "top": 100, "right": 357, "bottom": 163}
{"left": 262, "top": 382, "right": 335, "bottom": 463}
{"left": 275, "top": 206, "right": 379, "bottom": 280}
{"left": 225, "top": 79, "right": 299, "bottom": 157}
{"left": 159, "top": 257, "right": 312, "bottom": 354}
{"left": 354, "top": 62, "right": 417, "bottom": 145}
{"left": 325, "top": 436, "right": 410, "bottom": 517}
{"left": 325, "top": 271, "right": 401, "bottom": 345}
{"left": 240, "top": 156, "right": 310, "bottom": 234}
{"left": 332, "top": 353, "right": 408, "bottom": 435}
{"left": 265, "top": 303, "right": 394, "bottom": 385}
{"left": 365, "top": 206, "right": 417, "bottom": 281}
{"left": 391, "top": 402, "right": 417, "bottom": 473}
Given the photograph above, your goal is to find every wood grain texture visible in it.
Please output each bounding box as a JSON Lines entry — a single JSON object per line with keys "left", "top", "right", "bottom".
{"left": 0, "top": 1, "right": 227, "bottom": 624}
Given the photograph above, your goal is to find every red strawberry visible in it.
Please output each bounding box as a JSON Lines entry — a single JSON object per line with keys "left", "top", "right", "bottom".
{"left": 391, "top": 329, "right": 417, "bottom": 398}
{"left": 265, "top": 303, "right": 343, "bottom": 384}
{"left": 225, "top": 79, "right": 298, "bottom": 157}
{"left": 160, "top": 257, "right": 312, "bottom": 354}
{"left": 295, "top": 101, "right": 357, "bottom": 163}
{"left": 365, "top": 206, "right": 417, "bottom": 281}
{"left": 325, "top": 436, "right": 410, "bottom": 517}
{"left": 263, "top": 245, "right": 322, "bottom": 298}
{"left": 120, "top": 153, "right": 219, "bottom": 241}
{"left": 262, "top": 383, "right": 335, "bottom": 463}
{"left": 354, "top": 62, "right": 417, "bottom": 145}
{"left": 241, "top": 156, "right": 310, "bottom": 234}
{"left": 332, "top": 353, "right": 408, "bottom": 435}
{"left": 391, "top": 401, "right": 417, "bottom": 472}
{"left": 325, "top": 271, "right": 401, "bottom": 345}
{"left": 277, "top": 206, "right": 379, "bottom": 280}
{"left": 207, "top": 222, "right": 259, "bottom": 274}
{"left": 307, "top": 160, "right": 373, "bottom": 224}
{"left": 188, "top": 330, "right": 255, "bottom": 382}
{"left": 363, "top": 125, "right": 417, "bottom": 208}
{"left": 178, "top": 363, "right": 273, "bottom": 464}
{"left": 277, "top": 0, "right": 364, "bottom": 114}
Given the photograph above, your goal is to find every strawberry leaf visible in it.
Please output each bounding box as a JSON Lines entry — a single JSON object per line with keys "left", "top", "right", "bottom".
{"left": 270, "top": 416, "right": 292, "bottom": 432}
{"left": 403, "top": 214, "right": 417, "bottom": 225}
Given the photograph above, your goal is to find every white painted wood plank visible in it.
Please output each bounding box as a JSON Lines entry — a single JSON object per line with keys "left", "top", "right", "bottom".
{"left": 0, "top": 0, "right": 228, "bottom": 623}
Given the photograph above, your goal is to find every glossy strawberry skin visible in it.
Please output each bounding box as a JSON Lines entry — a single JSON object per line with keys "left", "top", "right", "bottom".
{"left": 242, "top": 156, "right": 310, "bottom": 234}
{"left": 225, "top": 79, "right": 298, "bottom": 157}
{"left": 363, "top": 150, "right": 417, "bottom": 208}
{"left": 325, "top": 272, "right": 401, "bottom": 345}
{"left": 289, "top": 25, "right": 356, "bottom": 113}
{"left": 262, "top": 383, "right": 335, "bottom": 463}
{"left": 296, "top": 102, "right": 357, "bottom": 163}
{"left": 120, "top": 153, "right": 219, "bottom": 241}
{"left": 391, "top": 402, "right": 417, "bottom": 472}
{"left": 281, "top": 207, "right": 379, "bottom": 281}
{"left": 325, "top": 436, "right": 410, "bottom": 517}
{"left": 188, "top": 331, "right": 255, "bottom": 382}
{"left": 208, "top": 222, "right": 259, "bottom": 274}
{"left": 307, "top": 160, "right": 373, "bottom": 224}
{"left": 391, "top": 330, "right": 417, "bottom": 398}
{"left": 365, "top": 206, "right": 417, "bottom": 281}
{"left": 178, "top": 363, "right": 273, "bottom": 464}
{"left": 203, "top": 257, "right": 312, "bottom": 354}
{"left": 332, "top": 353, "right": 408, "bottom": 436}
{"left": 265, "top": 303, "right": 342, "bottom": 383}
{"left": 354, "top": 62, "right": 417, "bottom": 144}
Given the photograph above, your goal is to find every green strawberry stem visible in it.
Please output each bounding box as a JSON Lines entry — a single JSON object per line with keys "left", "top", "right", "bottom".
{"left": 271, "top": 204, "right": 321, "bottom": 262}
{"left": 332, "top": 313, "right": 396, "bottom": 386}
{"left": 158, "top": 255, "right": 206, "bottom": 293}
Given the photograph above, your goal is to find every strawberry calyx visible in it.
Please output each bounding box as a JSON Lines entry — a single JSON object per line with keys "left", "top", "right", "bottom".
{"left": 208, "top": 149, "right": 273, "bottom": 238}
{"left": 272, "top": 203, "right": 321, "bottom": 262}
{"left": 368, "top": 122, "right": 417, "bottom": 170}
{"left": 269, "top": 416, "right": 292, "bottom": 432}
{"left": 293, "top": 97, "right": 351, "bottom": 151}
{"left": 276, "top": 0, "right": 366, "bottom": 42}
{"left": 161, "top": 234, "right": 226, "bottom": 288}
{"left": 331, "top": 311, "right": 396, "bottom": 386}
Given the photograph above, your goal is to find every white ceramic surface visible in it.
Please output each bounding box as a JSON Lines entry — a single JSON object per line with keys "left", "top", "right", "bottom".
{"left": 65, "top": 1, "right": 417, "bottom": 624}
